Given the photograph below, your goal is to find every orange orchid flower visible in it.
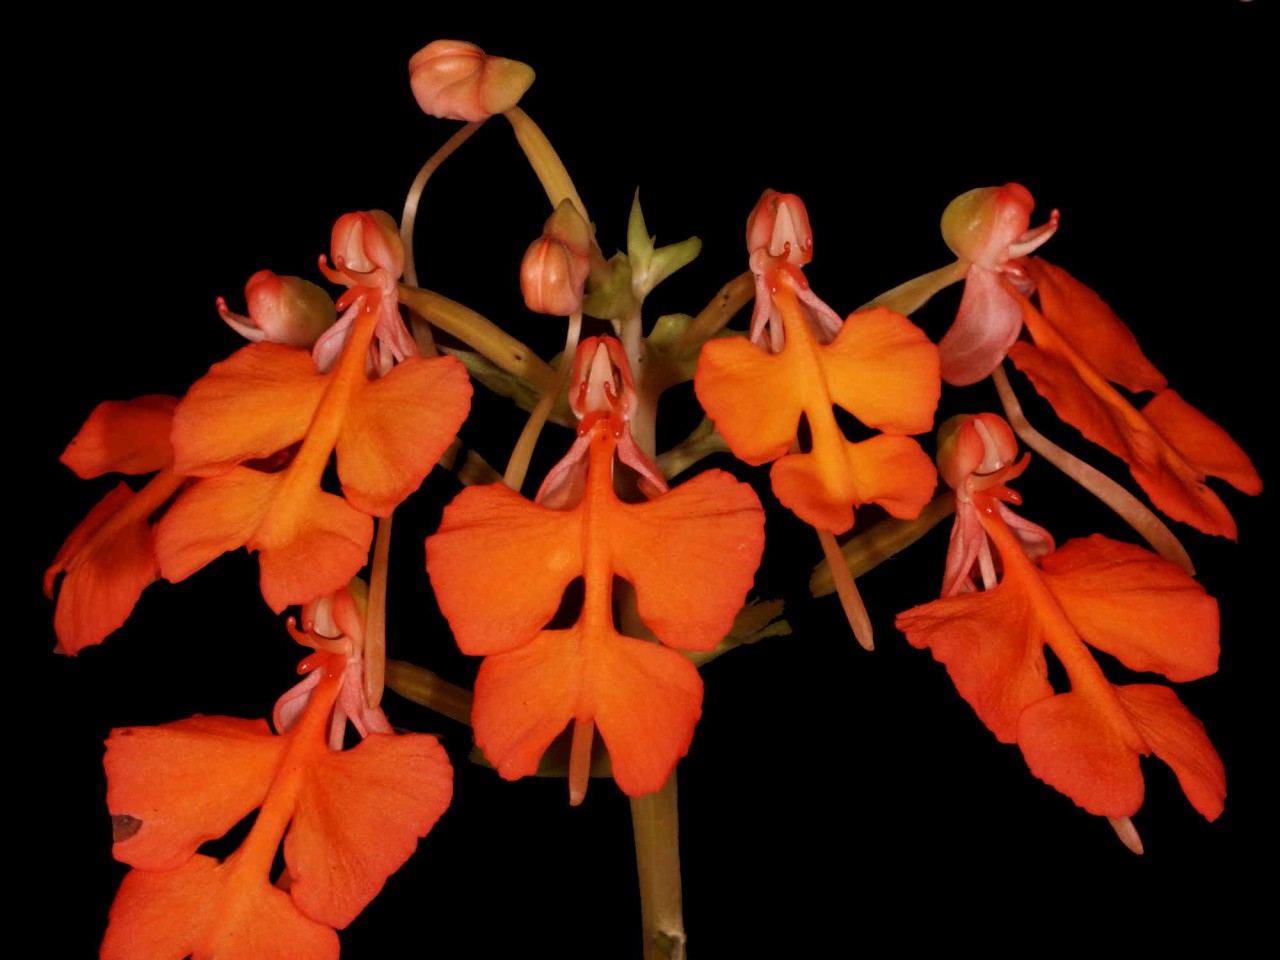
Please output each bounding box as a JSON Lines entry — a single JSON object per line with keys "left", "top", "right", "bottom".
{"left": 426, "top": 336, "right": 764, "bottom": 802}
{"left": 44, "top": 395, "right": 184, "bottom": 654}
{"left": 897, "top": 414, "right": 1224, "bottom": 836}
{"left": 153, "top": 213, "right": 472, "bottom": 613}
{"left": 1007, "top": 257, "right": 1261, "bottom": 539}
{"left": 695, "top": 274, "right": 939, "bottom": 536}
{"left": 101, "top": 645, "right": 452, "bottom": 959}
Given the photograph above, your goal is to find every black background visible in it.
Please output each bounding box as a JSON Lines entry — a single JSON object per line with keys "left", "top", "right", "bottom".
{"left": 25, "top": 8, "right": 1273, "bottom": 956}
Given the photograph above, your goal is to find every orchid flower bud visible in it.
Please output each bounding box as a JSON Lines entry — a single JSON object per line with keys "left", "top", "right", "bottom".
{"left": 409, "top": 40, "right": 535, "bottom": 122}
{"left": 520, "top": 200, "right": 591, "bottom": 315}
{"left": 330, "top": 210, "right": 404, "bottom": 283}
{"left": 216, "top": 270, "right": 337, "bottom": 347}
{"left": 936, "top": 413, "right": 1020, "bottom": 493}
{"left": 747, "top": 189, "right": 814, "bottom": 267}
{"left": 941, "top": 183, "right": 1059, "bottom": 269}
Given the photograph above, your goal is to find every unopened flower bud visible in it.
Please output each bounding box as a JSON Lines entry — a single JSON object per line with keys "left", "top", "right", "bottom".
{"left": 520, "top": 200, "right": 591, "bottom": 315}
{"left": 409, "top": 40, "right": 535, "bottom": 122}
{"left": 936, "top": 413, "right": 1019, "bottom": 492}
{"left": 216, "top": 270, "right": 337, "bottom": 347}
{"left": 331, "top": 210, "right": 404, "bottom": 282}
{"left": 746, "top": 189, "right": 814, "bottom": 266}
{"left": 941, "top": 183, "right": 1045, "bottom": 268}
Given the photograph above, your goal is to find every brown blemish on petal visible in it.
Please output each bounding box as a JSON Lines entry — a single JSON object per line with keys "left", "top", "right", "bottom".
{"left": 111, "top": 814, "right": 142, "bottom": 843}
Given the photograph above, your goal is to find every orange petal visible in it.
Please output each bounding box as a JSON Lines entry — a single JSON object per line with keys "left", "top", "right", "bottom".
{"left": 771, "top": 434, "right": 937, "bottom": 534}
{"left": 896, "top": 583, "right": 1052, "bottom": 743}
{"left": 1142, "top": 389, "right": 1262, "bottom": 496}
{"left": 46, "top": 471, "right": 183, "bottom": 654}
{"left": 586, "top": 628, "right": 703, "bottom": 796}
{"left": 1041, "top": 535, "right": 1219, "bottom": 681}
{"left": 172, "top": 342, "right": 326, "bottom": 477}
{"left": 102, "top": 855, "right": 338, "bottom": 960}
{"left": 1114, "top": 684, "right": 1225, "bottom": 821}
{"left": 336, "top": 354, "right": 472, "bottom": 516}
{"left": 821, "top": 305, "right": 940, "bottom": 434}
{"left": 252, "top": 483, "right": 373, "bottom": 613}
{"left": 1017, "top": 690, "right": 1146, "bottom": 817}
{"left": 693, "top": 335, "right": 802, "bottom": 465}
{"left": 427, "top": 483, "right": 583, "bottom": 656}
{"left": 472, "top": 627, "right": 581, "bottom": 780}
{"left": 105, "top": 716, "right": 281, "bottom": 871}
{"left": 609, "top": 469, "right": 764, "bottom": 651}
{"left": 60, "top": 395, "right": 177, "bottom": 478}
{"left": 1026, "top": 257, "right": 1167, "bottom": 394}
{"left": 286, "top": 733, "right": 453, "bottom": 929}
{"left": 155, "top": 467, "right": 276, "bottom": 584}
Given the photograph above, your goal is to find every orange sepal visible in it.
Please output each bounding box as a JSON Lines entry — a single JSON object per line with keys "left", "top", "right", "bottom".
{"left": 105, "top": 716, "right": 282, "bottom": 871}
{"left": 102, "top": 854, "right": 338, "bottom": 960}
{"left": 472, "top": 624, "right": 703, "bottom": 796}
{"left": 896, "top": 579, "right": 1052, "bottom": 743}
{"left": 1114, "top": 684, "right": 1225, "bottom": 821}
{"left": 609, "top": 469, "right": 764, "bottom": 651}
{"left": 1025, "top": 257, "right": 1167, "bottom": 394}
{"left": 427, "top": 483, "right": 583, "bottom": 656}
{"left": 1017, "top": 689, "right": 1147, "bottom": 818}
{"left": 60, "top": 395, "right": 177, "bottom": 478}
{"left": 336, "top": 354, "right": 472, "bottom": 516}
{"left": 1007, "top": 339, "right": 1131, "bottom": 459}
{"left": 286, "top": 733, "right": 453, "bottom": 929}
{"left": 693, "top": 335, "right": 802, "bottom": 465}
{"left": 171, "top": 342, "right": 326, "bottom": 477}
{"left": 1141, "top": 388, "right": 1262, "bottom": 496}
{"left": 771, "top": 434, "right": 937, "bottom": 535}
{"left": 1041, "top": 536, "right": 1219, "bottom": 681}
{"left": 821, "top": 306, "right": 940, "bottom": 435}
{"left": 155, "top": 468, "right": 277, "bottom": 584}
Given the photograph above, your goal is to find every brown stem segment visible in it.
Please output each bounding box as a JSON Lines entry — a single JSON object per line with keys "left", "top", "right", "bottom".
{"left": 631, "top": 775, "right": 687, "bottom": 960}
{"left": 671, "top": 271, "right": 755, "bottom": 356}
{"left": 383, "top": 659, "right": 474, "bottom": 726}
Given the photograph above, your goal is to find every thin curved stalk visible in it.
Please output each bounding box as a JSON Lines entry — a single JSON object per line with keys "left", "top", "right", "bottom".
{"left": 401, "top": 121, "right": 484, "bottom": 288}
{"left": 858, "top": 259, "right": 968, "bottom": 316}
{"left": 504, "top": 312, "right": 582, "bottom": 494}
{"left": 363, "top": 513, "right": 394, "bottom": 707}
{"left": 993, "top": 366, "right": 1193, "bottom": 573}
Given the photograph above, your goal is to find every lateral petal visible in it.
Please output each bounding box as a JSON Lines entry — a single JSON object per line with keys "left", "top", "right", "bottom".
{"left": 586, "top": 629, "right": 704, "bottom": 797}
{"left": 896, "top": 583, "right": 1051, "bottom": 743}
{"left": 609, "top": 469, "right": 764, "bottom": 652}
{"left": 1026, "top": 257, "right": 1167, "bottom": 393}
{"left": 105, "top": 716, "right": 281, "bottom": 872}
{"left": 1114, "top": 684, "right": 1225, "bottom": 821}
{"left": 337, "top": 354, "right": 472, "bottom": 516}
{"left": 1017, "top": 690, "right": 1146, "bottom": 818}
{"left": 1007, "top": 340, "right": 1130, "bottom": 460}
{"left": 1141, "top": 389, "right": 1263, "bottom": 496}
{"left": 428, "top": 484, "right": 583, "bottom": 656}
{"left": 1041, "top": 536, "right": 1219, "bottom": 681}
{"left": 60, "top": 395, "right": 177, "bottom": 478}
{"left": 287, "top": 733, "right": 453, "bottom": 929}
{"left": 155, "top": 468, "right": 276, "bottom": 584}
{"left": 693, "top": 336, "right": 801, "bottom": 465}
{"left": 822, "top": 305, "right": 940, "bottom": 434}
{"left": 172, "top": 342, "right": 326, "bottom": 477}
{"left": 102, "top": 855, "right": 339, "bottom": 960}
{"left": 472, "top": 627, "right": 581, "bottom": 781}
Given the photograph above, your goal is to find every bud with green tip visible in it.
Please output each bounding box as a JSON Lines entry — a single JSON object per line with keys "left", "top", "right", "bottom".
{"left": 409, "top": 40, "right": 535, "bottom": 122}
{"left": 520, "top": 200, "right": 591, "bottom": 316}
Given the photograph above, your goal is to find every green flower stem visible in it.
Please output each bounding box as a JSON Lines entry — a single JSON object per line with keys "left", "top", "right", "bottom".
{"left": 398, "top": 284, "right": 556, "bottom": 391}
{"left": 503, "top": 106, "right": 589, "bottom": 221}
{"left": 383, "top": 659, "right": 474, "bottom": 726}
{"left": 810, "top": 494, "right": 955, "bottom": 598}
{"left": 631, "top": 776, "right": 687, "bottom": 960}
{"left": 401, "top": 121, "right": 485, "bottom": 288}
{"left": 992, "top": 365, "right": 1194, "bottom": 573}
{"left": 671, "top": 272, "right": 754, "bottom": 357}
{"left": 857, "top": 259, "right": 968, "bottom": 316}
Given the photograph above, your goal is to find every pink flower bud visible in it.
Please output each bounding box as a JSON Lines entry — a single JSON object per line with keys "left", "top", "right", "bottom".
{"left": 940, "top": 183, "right": 1061, "bottom": 269}
{"left": 936, "top": 413, "right": 1019, "bottom": 493}
{"left": 520, "top": 201, "right": 591, "bottom": 316}
{"left": 746, "top": 189, "right": 814, "bottom": 266}
{"left": 330, "top": 210, "right": 404, "bottom": 282}
{"left": 216, "top": 270, "right": 337, "bottom": 347}
{"left": 409, "top": 40, "right": 535, "bottom": 122}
